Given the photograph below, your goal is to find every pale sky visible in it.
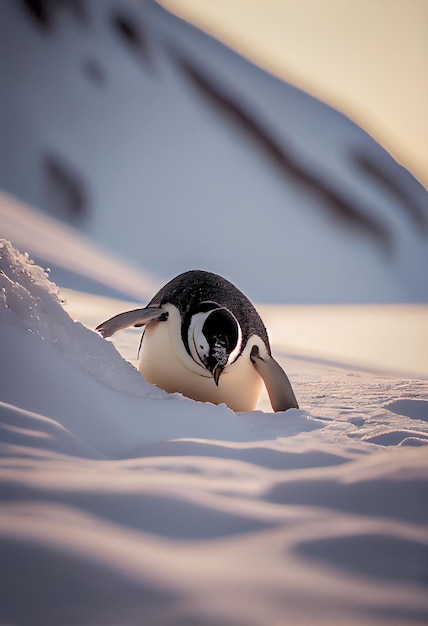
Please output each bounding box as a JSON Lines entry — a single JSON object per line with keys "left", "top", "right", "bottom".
{"left": 161, "top": 0, "right": 428, "bottom": 187}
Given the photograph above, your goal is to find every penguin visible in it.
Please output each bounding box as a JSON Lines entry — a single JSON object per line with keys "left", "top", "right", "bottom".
{"left": 96, "top": 270, "right": 298, "bottom": 412}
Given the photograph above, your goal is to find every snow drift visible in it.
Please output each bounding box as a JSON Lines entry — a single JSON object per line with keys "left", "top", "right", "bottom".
{"left": 1, "top": 239, "right": 427, "bottom": 625}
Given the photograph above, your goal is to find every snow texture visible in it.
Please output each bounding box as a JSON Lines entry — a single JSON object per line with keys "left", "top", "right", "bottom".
{"left": 1, "top": 239, "right": 428, "bottom": 626}
{"left": 0, "top": 1, "right": 427, "bottom": 623}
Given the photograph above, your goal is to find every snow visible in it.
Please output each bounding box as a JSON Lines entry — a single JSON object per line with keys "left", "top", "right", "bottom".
{"left": 0, "top": 191, "right": 160, "bottom": 302}
{"left": 0, "top": 0, "right": 427, "bottom": 303}
{"left": 1, "top": 236, "right": 428, "bottom": 625}
{"left": 1, "top": 1, "right": 428, "bottom": 622}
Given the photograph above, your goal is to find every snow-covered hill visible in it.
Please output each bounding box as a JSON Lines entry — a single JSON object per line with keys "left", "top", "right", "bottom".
{"left": 1, "top": 238, "right": 427, "bottom": 625}
{"left": 1, "top": 2, "right": 428, "bottom": 621}
{"left": 1, "top": 0, "right": 427, "bottom": 303}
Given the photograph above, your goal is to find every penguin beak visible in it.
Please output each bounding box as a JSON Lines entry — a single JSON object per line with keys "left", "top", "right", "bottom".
{"left": 212, "top": 363, "right": 224, "bottom": 386}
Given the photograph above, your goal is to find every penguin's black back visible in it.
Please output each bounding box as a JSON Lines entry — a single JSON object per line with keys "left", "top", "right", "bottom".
{"left": 148, "top": 270, "right": 270, "bottom": 353}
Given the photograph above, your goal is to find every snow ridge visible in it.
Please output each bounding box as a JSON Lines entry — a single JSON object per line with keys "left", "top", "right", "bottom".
{"left": 0, "top": 240, "right": 428, "bottom": 625}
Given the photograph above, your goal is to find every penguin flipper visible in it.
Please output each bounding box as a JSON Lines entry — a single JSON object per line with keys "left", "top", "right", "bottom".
{"left": 96, "top": 307, "right": 166, "bottom": 339}
{"left": 251, "top": 346, "right": 299, "bottom": 412}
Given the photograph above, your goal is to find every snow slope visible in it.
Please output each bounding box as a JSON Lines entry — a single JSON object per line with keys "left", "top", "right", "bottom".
{"left": 1, "top": 239, "right": 427, "bottom": 626}
{"left": 0, "top": 0, "right": 427, "bottom": 303}
{"left": 1, "top": 2, "right": 427, "bottom": 622}
{"left": 0, "top": 191, "right": 160, "bottom": 301}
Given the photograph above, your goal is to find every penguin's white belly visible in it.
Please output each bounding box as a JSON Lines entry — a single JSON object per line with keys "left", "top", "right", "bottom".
{"left": 138, "top": 304, "right": 263, "bottom": 412}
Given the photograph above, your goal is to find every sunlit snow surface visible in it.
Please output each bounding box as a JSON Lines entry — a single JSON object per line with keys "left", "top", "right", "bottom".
{"left": 1, "top": 1, "right": 427, "bottom": 621}
{"left": 1, "top": 239, "right": 428, "bottom": 626}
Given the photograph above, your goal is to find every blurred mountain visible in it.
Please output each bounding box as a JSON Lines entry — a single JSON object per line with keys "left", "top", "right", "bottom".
{"left": 0, "top": 0, "right": 427, "bottom": 303}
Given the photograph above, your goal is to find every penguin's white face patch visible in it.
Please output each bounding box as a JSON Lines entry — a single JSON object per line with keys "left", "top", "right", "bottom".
{"left": 188, "top": 311, "right": 210, "bottom": 369}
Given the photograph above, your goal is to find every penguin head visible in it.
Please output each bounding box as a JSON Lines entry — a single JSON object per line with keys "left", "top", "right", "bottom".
{"left": 187, "top": 303, "right": 242, "bottom": 385}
